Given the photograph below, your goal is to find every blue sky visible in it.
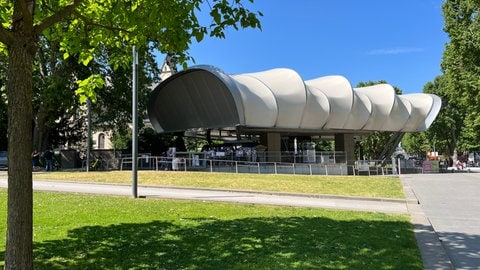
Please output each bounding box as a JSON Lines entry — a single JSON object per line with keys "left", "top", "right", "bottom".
{"left": 183, "top": 0, "right": 448, "bottom": 94}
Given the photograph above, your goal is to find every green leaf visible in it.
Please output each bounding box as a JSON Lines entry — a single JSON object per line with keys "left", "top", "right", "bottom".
{"left": 76, "top": 75, "right": 104, "bottom": 104}
{"left": 194, "top": 31, "right": 204, "bottom": 42}
{"left": 81, "top": 55, "right": 93, "bottom": 66}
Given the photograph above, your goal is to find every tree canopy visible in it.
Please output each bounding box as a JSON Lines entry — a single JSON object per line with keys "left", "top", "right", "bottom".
{"left": 439, "top": 0, "right": 480, "bottom": 152}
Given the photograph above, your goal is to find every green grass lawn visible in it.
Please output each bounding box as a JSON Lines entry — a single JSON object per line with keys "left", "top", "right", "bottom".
{"left": 0, "top": 190, "right": 423, "bottom": 269}
{"left": 33, "top": 171, "right": 405, "bottom": 199}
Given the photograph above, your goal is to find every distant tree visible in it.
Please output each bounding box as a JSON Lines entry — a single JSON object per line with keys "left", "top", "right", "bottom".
{"left": 92, "top": 46, "right": 160, "bottom": 137}
{"left": 402, "top": 132, "right": 430, "bottom": 158}
{"left": 359, "top": 131, "right": 392, "bottom": 160}
{"left": 316, "top": 139, "right": 334, "bottom": 152}
{"left": 423, "top": 75, "right": 463, "bottom": 155}
{"left": 31, "top": 33, "right": 160, "bottom": 152}
{"left": 32, "top": 36, "right": 87, "bottom": 151}
{"left": 137, "top": 127, "right": 175, "bottom": 156}
{"left": 110, "top": 128, "right": 130, "bottom": 150}
{"left": 0, "top": 1, "right": 262, "bottom": 268}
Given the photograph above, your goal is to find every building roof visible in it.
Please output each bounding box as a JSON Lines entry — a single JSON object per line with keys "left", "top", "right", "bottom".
{"left": 147, "top": 65, "right": 441, "bottom": 134}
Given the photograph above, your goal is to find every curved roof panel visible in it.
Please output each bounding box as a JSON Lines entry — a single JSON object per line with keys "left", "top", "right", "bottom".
{"left": 147, "top": 66, "right": 441, "bottom": 134}
{"left": 354, "top": 84, "right": 396, "bottom": 130}
{"left": 343, "top": 91, "right": 371, "bottom": 130}
{"left": 305, "top": 76, "right": 354, "bottom": 129}
{"left": 230, "top": 74, "right": 278, "bottom": 127}
{"left": 237, "top": 68, "right": 307, "bottom": 128}
{"left": 399, "top": 94, "right": 442, "bottom": 132}
{"left": 300, "top": 85, "right": 330, "bottom": 129}
{"left": 383, "top": 95, "right": 411, "bottom": 131}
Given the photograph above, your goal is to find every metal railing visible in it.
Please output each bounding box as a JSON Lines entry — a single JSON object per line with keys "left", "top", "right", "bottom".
{"left": 120, "top": 155, "right": 353, "bottom": 175}
{"left": 114, "top": 153, "right": 425, "bottom": 176}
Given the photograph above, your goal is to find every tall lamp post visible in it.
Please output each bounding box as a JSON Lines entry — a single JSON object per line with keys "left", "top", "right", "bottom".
{"left": 132, "top": 46, "right": 139, "bottom": 198}
{"left": 86, "top": 98, "right": 91, "bottom": 172}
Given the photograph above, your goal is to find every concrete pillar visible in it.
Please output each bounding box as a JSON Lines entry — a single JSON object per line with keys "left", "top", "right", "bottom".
{"left": 335, "top": 133, "right": 355, "bottom": 174}
{"left": 267, "top": 132, "right": 282, "bottom": 162}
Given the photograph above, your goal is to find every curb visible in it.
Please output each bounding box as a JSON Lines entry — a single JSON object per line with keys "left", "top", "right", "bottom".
{"left": 158, "top": 185, "right": 413, "bottom": 204}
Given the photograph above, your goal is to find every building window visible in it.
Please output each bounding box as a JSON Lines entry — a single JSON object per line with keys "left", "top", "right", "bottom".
{"left": 98, "top": 133, "right": 105, "bottom": 149}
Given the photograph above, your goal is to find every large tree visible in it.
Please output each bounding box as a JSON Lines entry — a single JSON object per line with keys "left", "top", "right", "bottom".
{"left": 0, "top": 1, "right": 262, "bottom": 268}
{"left": 33, "top": 41, "right": 159, "bottom": 152}
{"left": 442, "top": 0, "right": 480, "bottom": 151}
{"left": 32, "top": 35, "right": 90, "bottom": 151}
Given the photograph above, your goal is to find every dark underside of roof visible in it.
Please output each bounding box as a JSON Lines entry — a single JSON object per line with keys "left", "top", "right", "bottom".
{"left": 148, "top": 69, "right": 241, "bottom": 133}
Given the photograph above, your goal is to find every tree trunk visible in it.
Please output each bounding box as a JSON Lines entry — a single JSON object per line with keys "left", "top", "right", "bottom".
{"left": 4, "top": 37, "right": 35, "bottom": 269}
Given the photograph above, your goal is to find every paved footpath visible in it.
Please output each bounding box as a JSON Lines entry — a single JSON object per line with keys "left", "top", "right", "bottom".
{"left": 0, "top": 177, "right": 408, "bottom": 214}
{"left": 402, "top": 173, "right": 480, "bottom": 270}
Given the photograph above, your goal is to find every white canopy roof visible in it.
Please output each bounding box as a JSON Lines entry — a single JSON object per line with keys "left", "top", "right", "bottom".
{"left": 148, "top": 65, "right": 441, "bottom": 134}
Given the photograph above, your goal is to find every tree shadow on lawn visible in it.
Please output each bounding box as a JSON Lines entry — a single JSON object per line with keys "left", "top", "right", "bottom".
{"left": 27, "top": 217, "right": 423, "bottom": 269}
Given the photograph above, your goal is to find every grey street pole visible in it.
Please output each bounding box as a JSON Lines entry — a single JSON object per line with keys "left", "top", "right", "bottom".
{"left": 86, "top": 99, "right": 91, "bottom": 172}
{"left": 132, "top": 46, "right": 139, "bottom": 198}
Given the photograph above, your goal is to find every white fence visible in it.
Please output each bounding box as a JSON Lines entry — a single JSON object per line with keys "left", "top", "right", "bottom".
{"left": 118, "top": 153, "right": 425, "bottom": 176}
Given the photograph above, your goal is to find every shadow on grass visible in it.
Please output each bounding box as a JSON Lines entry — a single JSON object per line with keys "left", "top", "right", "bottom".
{"left": 26, "top": 217, "right": 424, "bottom": 269}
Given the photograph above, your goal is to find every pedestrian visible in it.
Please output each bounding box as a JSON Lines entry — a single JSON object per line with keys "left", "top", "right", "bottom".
{"left": 159, "top": 152, "right": 168, "bottom": 170}
{"left": 32, "top": 150, "right": 40, "bottom": 169}
{"left": 44, "top": 148, "right": 54, "bottom": 171}
{"left": 456, "top": 159, "right": 463, "bottom": 170}
{"left": 166, "top": 147, "right": 175, "bottom": 170}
